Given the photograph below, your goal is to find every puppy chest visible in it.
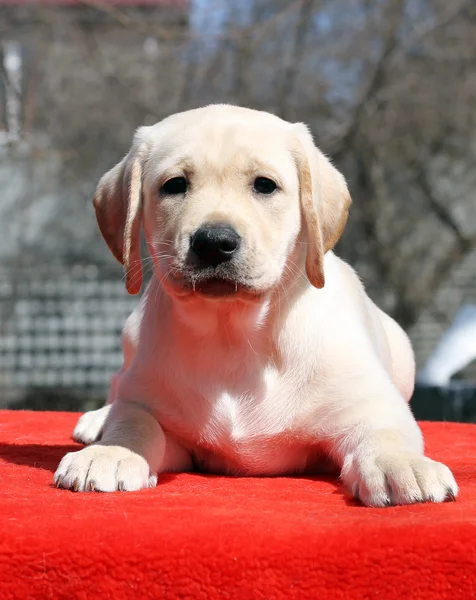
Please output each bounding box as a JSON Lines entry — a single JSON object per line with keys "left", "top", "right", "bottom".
{"left": 188, "top": 422, "right": 333, "bottom": 476}
{"left": 190, "top": 438, "right": 312, "bottom": 476}
{"left": 186, "top": 391, "right": 311, "bottom": 475}
{"left": 160, "top": 366, "right": 324, "bottom": 474}
{"left": 200, "top": 387, "right": 290, "bottom": 442}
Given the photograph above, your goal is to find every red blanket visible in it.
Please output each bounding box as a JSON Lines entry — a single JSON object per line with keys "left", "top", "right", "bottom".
{"left": 0, "top": 411, "right": 475, "bottom": 600}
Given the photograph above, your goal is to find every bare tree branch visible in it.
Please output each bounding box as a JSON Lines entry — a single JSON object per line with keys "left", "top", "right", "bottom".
{"left": 414, "top": 166, "right": 475, "bottom": 252}
{"left": 277, "top": 0, "right": 315, "bottom": 119}
{"left": 330, "top": 0, "right": 404, "bottom": 157}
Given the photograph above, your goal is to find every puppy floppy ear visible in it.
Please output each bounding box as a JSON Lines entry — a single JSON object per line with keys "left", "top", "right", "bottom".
{"left": 293, "top": 123, "right": 351, "bottom": 289}
{"left": 93, "top": 129, "right": 149, "bottom": 295}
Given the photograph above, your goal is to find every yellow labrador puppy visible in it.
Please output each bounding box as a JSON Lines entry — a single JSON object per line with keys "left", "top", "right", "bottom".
{"left": 54, "top": 105, "right": 458, "bottom": 507}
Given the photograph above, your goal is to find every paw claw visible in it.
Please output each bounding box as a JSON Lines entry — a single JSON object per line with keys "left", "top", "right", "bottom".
{"left": 446, "top": 488, "right": 457, "bottom": 502}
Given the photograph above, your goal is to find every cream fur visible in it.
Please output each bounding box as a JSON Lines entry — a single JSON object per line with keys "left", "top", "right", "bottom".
{"left": 55, "top": 105, "right": 457, "bottom": 507}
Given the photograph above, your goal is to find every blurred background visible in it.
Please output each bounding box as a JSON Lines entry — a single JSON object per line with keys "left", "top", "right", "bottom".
{"left": 0, "top": 0, "right": 475, "bottom": 419}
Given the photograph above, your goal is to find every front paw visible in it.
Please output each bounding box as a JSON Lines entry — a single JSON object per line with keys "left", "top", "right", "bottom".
{"left": 72, "top": 405, "right": 111, "bottom": 445}
{"left": 342, "top": 452, "right": 458, "bottom": 507}
{"left": 54, "top": 445, "right": 158, "bottom": 492}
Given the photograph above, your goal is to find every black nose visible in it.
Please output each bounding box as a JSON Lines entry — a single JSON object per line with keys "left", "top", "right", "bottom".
{"left": 190, "top": 224, "right": 241, "bottom": 268}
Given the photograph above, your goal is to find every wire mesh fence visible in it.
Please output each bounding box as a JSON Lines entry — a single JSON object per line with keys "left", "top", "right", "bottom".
{"left": 0, "top": 264, "right": 137, "bottom": 410}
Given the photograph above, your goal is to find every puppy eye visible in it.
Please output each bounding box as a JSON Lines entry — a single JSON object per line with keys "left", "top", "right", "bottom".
{"left": 161, "top": 177, "right": 187, "bottom": 195}
{"left": 253, "top": 177, "right": 277, "bottom": 195}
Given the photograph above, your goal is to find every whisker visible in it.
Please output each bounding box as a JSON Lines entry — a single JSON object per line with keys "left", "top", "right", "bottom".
{"left": 286, "top": 258, "right": 307, "bottom": 280}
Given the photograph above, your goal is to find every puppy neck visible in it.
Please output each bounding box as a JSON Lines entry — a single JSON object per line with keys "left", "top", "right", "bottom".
{"left": 169, "top": 286, "right": 273, "bottom": 345}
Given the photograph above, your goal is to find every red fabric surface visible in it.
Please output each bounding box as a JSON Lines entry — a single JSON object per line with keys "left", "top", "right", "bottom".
{"left": 0, "top": 411, "right": 475, "bottom": 600}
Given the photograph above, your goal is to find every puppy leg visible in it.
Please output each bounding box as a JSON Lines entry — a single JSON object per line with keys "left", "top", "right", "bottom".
{"left": 55, "top": 400, "right": 170, "bottom": 492}
{"left": 329, "top": 374, "right": 458, "bottom": 507}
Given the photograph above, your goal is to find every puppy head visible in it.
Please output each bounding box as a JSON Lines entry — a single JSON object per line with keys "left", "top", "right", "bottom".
{"left": 93, "top": 105, "right": 350, "bottom": 300}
